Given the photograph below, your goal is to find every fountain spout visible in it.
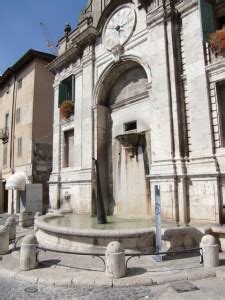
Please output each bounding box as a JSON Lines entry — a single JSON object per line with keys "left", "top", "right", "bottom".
{"left": 115, "top": 132, "right": 144, "bottom": 158}
{"left": 93, "top": 158, "right": 107, "bottom": 224}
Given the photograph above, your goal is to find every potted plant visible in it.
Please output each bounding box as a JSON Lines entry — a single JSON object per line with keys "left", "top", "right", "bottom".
{"left": 60, "top": 100, "right": 74, "bottom": 119}
{"left": 209, "top": 28, "right": 225, "bottom": 56}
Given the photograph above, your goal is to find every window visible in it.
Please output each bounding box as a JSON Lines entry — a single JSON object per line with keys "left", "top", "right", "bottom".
{"left": 218, "top": 15, "right": 225, "bottom": 29}
{"left": 200, "top": 1, "right": 225, "bottom": 40}
{"left": 63, "top": 130, "right": 74, "bottom": 167}
{"left": 6, "top": 84, "right": 10, "bottom": 94}
{"left": 16, "top": 108, "right": 21, "bottom": 124}
{"left": 216, "top": 81, "right": 225, "bottom": 146}
{"left": 17, "top": 137, "right": 22, "bottom": 157}
{"left": 18, "top": 79, "right": 22, "bottom": 89}
{"left": 200, "top": 0, "right": 215, "bottom": 41}
{"left": 5, "top": 113, "right": 9, "bottom": 128}
{"left": 3, "top": 144, "right": 7, "bottom": 167}
{"left": 58, "top": 75, "right": 75, "bottom": 107}
{"left": 124, "top": 121, "right": 137, "bottom": 132}
{"left": 215, "top": 2, "right": 225, "bottom": 29}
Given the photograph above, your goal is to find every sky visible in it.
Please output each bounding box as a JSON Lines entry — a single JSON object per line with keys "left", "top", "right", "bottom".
{"left": 0, "top": 0, "right": 87, "bottom": 74}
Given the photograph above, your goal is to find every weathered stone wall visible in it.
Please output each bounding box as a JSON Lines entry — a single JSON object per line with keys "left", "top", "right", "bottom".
{"left": 108, "top": 67, "right": 148, "bottom": 105}
{"left": 32, "top": 142, "right": 52, "bottom": 211}
{"left": 49, "top": 0, "right": 225, "bottom": 224}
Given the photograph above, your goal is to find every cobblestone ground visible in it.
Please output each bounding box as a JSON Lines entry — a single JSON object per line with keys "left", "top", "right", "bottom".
{"left": 0, "top": 275, "right": 154, "bottom": 300}
{"left": 1, "top": 276, "right": 225, "bottom": 300}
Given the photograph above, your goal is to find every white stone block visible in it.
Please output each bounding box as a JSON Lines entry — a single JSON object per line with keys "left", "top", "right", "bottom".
{"left": 105, "top": 241, "right": 126, "bottom": 279}
{"left": 200, "top": 235, "right": 219, "bottom": 268}
{"left": 0, "top": 226, "right": 9, "bottom": 255}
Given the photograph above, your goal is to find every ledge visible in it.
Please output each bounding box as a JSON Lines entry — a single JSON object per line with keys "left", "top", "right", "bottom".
{"left": 72, "top": 26, "right": 97, "bottom": 48}
{"left": 47, "top": 46, "right": 83, "bottom": 73}
{"left": 206, "top": 58, "right": 225, "bottom": 73}
{"left": 36, "top": 214, "right": 155, "bottom": 238}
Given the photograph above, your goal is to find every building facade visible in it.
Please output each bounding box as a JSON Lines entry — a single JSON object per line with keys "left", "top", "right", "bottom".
{"left": 48, "top": 0, "right": 225, "bottom": 225}
{"left": 0, "top": 49, "right": 55, "bottom": 213}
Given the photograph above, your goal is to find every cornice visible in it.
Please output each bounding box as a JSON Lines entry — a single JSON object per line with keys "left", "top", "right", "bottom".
{"left": 47, "top": 46, "right": 82, "bottom": 73}
{"left": 72, "top": 26, "right": 98, "bottom": 48}
{"left": 146, "top": 0, "right": 198, "bottom": 28}
{"left": 146, "top": 5, "right": 165, "bottom": 28}
{"left": 176, "top": 0, "right": 198, "bottom": 17}
{"left": 48, "top": 27, "right": 97, "bottom": 73}
{"left": 206, "top": 59, "right": 225, "bottom": 75}
{"left": 110, "top": 91, "right": 149, "bottom": 111}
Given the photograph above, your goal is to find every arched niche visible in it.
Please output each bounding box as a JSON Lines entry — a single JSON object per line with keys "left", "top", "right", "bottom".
{"left": 94, "top": 56, "right": 152, "bottom": 106}
{"left": 93, "top": 57, "right": 151, "bottom": 218}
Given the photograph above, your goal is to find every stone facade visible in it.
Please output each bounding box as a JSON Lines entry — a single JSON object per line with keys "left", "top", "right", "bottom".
{"left": 49, "top": 0, "right": 225, "bottom": 225}
{"left": 0, "top": 50, "right": 55, "bottom": 213}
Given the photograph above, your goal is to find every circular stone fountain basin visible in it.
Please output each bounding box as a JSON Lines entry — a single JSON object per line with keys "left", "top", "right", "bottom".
{"left": 35, "top": 213, "right": 155, "bottom": 254}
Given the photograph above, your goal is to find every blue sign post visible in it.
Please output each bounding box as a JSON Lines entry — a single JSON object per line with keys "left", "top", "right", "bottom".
{"left": 154, "top": 185, "right": 162, "bottom": 262}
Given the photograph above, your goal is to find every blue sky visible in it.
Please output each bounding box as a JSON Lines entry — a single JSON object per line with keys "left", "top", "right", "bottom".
{"left": 0, "top": 0, "right": 87, "bottom": 74}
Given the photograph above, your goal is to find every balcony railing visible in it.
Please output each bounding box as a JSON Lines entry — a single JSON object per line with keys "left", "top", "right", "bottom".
{"left": 0, "top": 127, "right": 9, "bottom": 144}
{"left": 203, "top": 42, "right": 225, "bottom": 66}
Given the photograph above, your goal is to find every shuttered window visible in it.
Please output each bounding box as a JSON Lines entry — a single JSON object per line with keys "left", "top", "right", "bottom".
{"left": 3, "top": 144, "right": 7, "bottom": 167}
{"left": 217, "top": 81, "right": 225, "bottom": 147}
{"left": 16, "top": 108, "right": 21, "bottom": 124}
{"left": 200, "top": 0, "right": 216, "bottom": 41}
{"left": 17, "top": 137, "right": 22, "bottom": 157}
{"left": 63, "top": 130, "right": 74, "bottom": 168}
{"left": 58, "top": 75, "right": 75, "bottom": 107}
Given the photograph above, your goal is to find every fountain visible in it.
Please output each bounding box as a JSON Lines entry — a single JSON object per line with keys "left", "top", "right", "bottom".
{"left": 35, "top": 213, "right": 155, "bottom": 254}
{"left": 35, "top": 130, "right": 156, "bottom": 254}
{"left": 36, "top": 129, "right": 157, "bottom": 254}
{"left": 115, "top": 132, "right": 145, "bottom": 158}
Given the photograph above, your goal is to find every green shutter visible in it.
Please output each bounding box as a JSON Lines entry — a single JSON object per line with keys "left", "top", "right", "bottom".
{"left": 58, "top": 82, "right": 68, "bottom": 107}
{"left": 66, "top": 77, "right": 72, "bottom": 101}
{"left": 200, "top": 0, "right": 215, "bottom": 41}
{"left": 58, "top": 76, "right": 73, "bottom": 107}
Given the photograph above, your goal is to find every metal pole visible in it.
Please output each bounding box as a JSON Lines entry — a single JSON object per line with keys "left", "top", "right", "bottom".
{"left": 154, "top": 185, "right": 162, "bottom": 262}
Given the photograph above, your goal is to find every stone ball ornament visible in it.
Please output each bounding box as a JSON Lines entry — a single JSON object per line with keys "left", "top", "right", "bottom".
{"left": 103, "top": 4, "right": 136, "bottom": 51}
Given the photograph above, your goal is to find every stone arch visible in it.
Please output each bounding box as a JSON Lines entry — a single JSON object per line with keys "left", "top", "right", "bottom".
{"left": 93, "top": 56, "right": 152, "bottom": 218}
{"left": 94, "top": 55, "right": 152, "bottom": 106}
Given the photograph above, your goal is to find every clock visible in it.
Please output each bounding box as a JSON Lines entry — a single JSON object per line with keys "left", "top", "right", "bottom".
{"left": 103, "top": 5, "right": 136, "bottom": 50}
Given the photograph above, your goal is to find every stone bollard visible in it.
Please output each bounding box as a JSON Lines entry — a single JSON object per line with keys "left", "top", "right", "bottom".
{"left": 34, "top": 212, "right": 42, "bottom": 231}
{"left": 200, "top": 234, "right": 219, "bottom": 268}
{"left": 5, "top": 216, "right": 16, "bottom": 240}
{"left": 19, "top": 210, "right": 29, "bottom": 228}
{"left": 20, "top": 233, "right": 39, "bottom": 271}
{"left": 105, "top": 241, "right": 126, "bottom": 279}
{"left": 0, "top": 226, "right": 9, "bottom": 255}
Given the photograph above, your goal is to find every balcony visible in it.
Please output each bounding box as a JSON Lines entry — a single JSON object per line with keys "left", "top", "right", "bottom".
{"left": 204, "top": 42, "right": 225, "bottom": 66}
{"left": 0, "top": 128, "right": 9, "bottom": 144}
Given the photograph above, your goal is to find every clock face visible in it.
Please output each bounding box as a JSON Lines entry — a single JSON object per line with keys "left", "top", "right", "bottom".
{"left": 103, "top": 5, "right": 136, "bottom": 50}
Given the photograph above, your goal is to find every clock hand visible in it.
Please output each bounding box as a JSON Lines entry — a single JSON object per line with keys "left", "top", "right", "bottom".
{"left": 107, "top": 26, "right": 116, "bottom": 30}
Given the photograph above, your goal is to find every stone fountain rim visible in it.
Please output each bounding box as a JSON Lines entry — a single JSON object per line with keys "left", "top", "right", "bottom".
{"left": 36, "top": 213, "right": 155, "bottom": 238}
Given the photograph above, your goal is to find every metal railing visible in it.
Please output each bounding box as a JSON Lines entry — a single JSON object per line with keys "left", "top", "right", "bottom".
{"left": 11, "top": 230, "right": 203, "bottom": 271}
{"left": 203, "top": 41, "right": 225, "bottom": 66}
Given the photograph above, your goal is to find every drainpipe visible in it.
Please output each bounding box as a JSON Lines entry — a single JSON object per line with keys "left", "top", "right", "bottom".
{"left": 9, "top": 74, "right": 17, "bottom": 174}
{"left": 91, "top": 44, "right": 97, "bottom": 216}
{"left": 9, "top": 73, "right": 17, "bottom": 214}
{"left": 162, "top": 0, "right": 179, "bottom": 226}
